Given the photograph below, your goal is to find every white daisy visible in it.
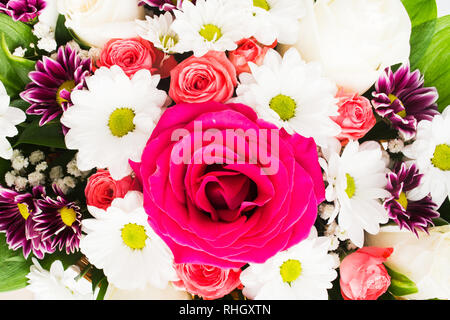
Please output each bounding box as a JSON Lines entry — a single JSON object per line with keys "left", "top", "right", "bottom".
{"left": 240, "top": 228, "right": 337, "bottom": 300}
{"left": 320, "top": 140, "right": 390, "bottom": 247}
{"left": 26, "top": 258, "right": 94, "bottom": 300}
{"left": 403, "top": 106, "right": 450, "bottom": 207}
{"left": 248, "top": 0, "right": 306, "bottom": 45}
{"left": 80, "top": 191, "right": 178, "bottom": 291}
{"left": 61, "top": 65, "right": 169, "bottom": 180}
{"left": 0, "top": 81, "right": 26, "bottom": 160}
{"left": 137, "top": 12, "right": 185, "bottom": 54}
{"left": 171, "top": 0, "right": 254, "bottom": 57}
{"left": 235, "top": 48, "right": 340, "bottom": 147}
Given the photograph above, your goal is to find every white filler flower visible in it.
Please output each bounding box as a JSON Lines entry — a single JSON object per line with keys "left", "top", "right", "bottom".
{"left": 235, "top": 48, "right": 340, "bottom": 147}
{"left": 403, "top": 106, "right": 450, "bottom": 207}
{"left": 240, "top": 228, "right": 337, "bottom": 300}
{"left": 171, "top": 0, "right": 254, "bottom": 57}
{"left": 320, "top": 141, "right": 390, "bottom": 247}
{"left": 26, "top": 259, "right": 94, "bottom": 300}
{"left": 61, "top": 66, "right": 168, "bottom": 180}
{"left": 80, "top": 191, "right": 178, "bottom": 291}
{"left": 0, "top": 81, "right": 26, "bottom": 160}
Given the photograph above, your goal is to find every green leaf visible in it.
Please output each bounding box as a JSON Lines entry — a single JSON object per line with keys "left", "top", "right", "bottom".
{"left": 0, "top": 14, "right": 37, "bottom": 97}
{"left": 410, "top": 19, "right": 437, "bottom": 69}
{"left": 10, "top": 98, "right": 30, "bottom": 113}
{"left": 55, "top": 15, "right": 73, "bottom": 46}
{"left": 386, "top": 265, "right": 419, "bottom": 297}
{"left": 0, "top": 233, "right": 32, "bottom": 292}
{"left": 95, "top": 277, "right": 109, "bottom": 300}
{"left": 401, "top": 0, "right": 437, "bottom": 27}
{"left": 39, "top": 250, "right": 83, "bottom": 271}
{"left": 14, "top": 119, "right": 66, "bottom": 149}
{"left": 415, "top": 16, "right": 450, "bottom": 112}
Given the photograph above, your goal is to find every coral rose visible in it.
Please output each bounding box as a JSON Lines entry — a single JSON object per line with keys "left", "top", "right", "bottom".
{"left": 131, "top": 101, "right": 325, "bottom": 268}
{"left": 173, "top": 263, "right": 242, "bottom": 300}
{"left": 228, "top": 38, "right": 276, "bottom": 75}
{"left": 340, "top": 247, "right": 393, "bottom": 300}
{"left": 95, "top": 37, "right": 177, "bottom": 78}
{"left": 331, "top": 89, "right": 376, "bottom": 144}
{"left": 85, "top": 169, "right": 140, "bottom": 210}
{"left": 169, "top": 51, "right": 237, "bottom": 104}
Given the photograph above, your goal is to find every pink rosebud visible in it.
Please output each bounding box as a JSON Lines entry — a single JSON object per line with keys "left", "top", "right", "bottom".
{"left": 173, "top": 263, "right": 242, "bottom": 300}
{"left": 169, "top": 51, "right": 237, "bottom": 104}
{"left": 85, "top": 169, "right": 141, "bottom": 210}
{"left": 331, "top": 89, "right": 376, "bottom": 145}
{"left": 228, "top": 38, "right": 276, "bottom": 75}
{"left": 94, "top": 37, "right": 177, "bottom": 78}
{"left": 340, "top": 247, "right": 393, "bottom": 300}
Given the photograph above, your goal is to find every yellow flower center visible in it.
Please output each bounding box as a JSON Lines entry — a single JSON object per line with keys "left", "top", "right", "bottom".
{"left": 17, "top": 203, "right": 30, "bottom": 220}
{"left": 159, "top": 34, "right": 178, "bottom": 51}
{"left": 108, "top": 108, "right": 136, "bottom": 138}
{"left": 199, "top": 24, "right": 223, "bottom": 42}
{"left": 269, "top": 94, "right": 297, "bottom": 121}
{"left": 56, "top": 80, "right": 76, "bottom": 107}
{"left": 253, "top": 0, "right": 270, "bottom": 10}
{"left": 59, "top": 207, "right": 77, "bottom": 227}
{"left": 396, "top": 192, "right": 408, "bottom": 210}
{"left": 345, "top": 173, "right": 356, "bottom": 199}
{"left": 431, "top": 144, "right": 450, "bottom": 171}
{"left": 121, "top": 223, "right": 148, "bottom": 250}
{"left": 388, "top": 93, "right": 407, "bottom": 118}
{"left": 280, "top": 259, "right": 302, "bottom": 284}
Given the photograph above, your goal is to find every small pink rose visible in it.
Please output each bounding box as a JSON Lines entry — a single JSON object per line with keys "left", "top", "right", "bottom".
{"left": 169, "top": 51, "right": 237, "bottom": 104}
{"left": 173, "top": 263, "right": 242, "bottom": 300}
{"left": 340, "top": 247, "right": 393, "bottom": 300}
{"left": 331, "top": 89, "right": 376, "bottom": 144}
{"left": 85, "top": 169, "right": 141, "bottom": 210}
{"left": 228, "top": 38, "right": 276, "bottom": 75}
{"left": 95, "top": 37, "right": 177, "bottom": 78}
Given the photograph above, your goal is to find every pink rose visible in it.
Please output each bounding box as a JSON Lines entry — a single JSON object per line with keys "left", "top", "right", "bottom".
{"left": 340, "top": 247, "right": 393, "bottom": 300}
{"left": 94, "top": 37, "right": 177, "bottom": 78}
{"left": 331, "top": 89, "right": 376, "bottom": 144}
{"left": 85, "top": 169, "right": 141, "bottom": 210}
{"left": 228, "top": 38, "right": 276, "bottom": 75}
{"left": 131, "top": 101, "right": 325, "bottom": 268}
{"left": 169, "top": 51, "right": 237, "bottom": 104}
{"left": 173, "top": 263, "right": 242, "bottom": 300}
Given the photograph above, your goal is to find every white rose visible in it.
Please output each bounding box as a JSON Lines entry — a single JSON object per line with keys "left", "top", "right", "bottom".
{"left": 280, "top": 0, "right": 411, "bottom": 94}
{"left": 57, "top": 0, "right": 145, "bottom": 48}
{"left": 105, "top": 283, "right": 192, "bottom": 300}
{"left": 366, "top": 225, "right": 450, "bottom": 300}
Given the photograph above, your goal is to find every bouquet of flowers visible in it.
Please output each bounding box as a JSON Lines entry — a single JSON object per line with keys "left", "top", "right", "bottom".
{"left": 0, "top": 0, "right": 448, "bottom": 301}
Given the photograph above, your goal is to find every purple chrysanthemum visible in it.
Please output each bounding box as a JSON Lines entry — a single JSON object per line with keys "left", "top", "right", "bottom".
{"left": 139, "top": 0, "right": 194, "bottom": 11}
{"left": 0, "top": 0, "right": 46, "bottom": 22}
{"left": 384, "top": 162, "right": 440, "bottom": 236}
{"left": 33, "top": 185, "right": 81, "bottom": 254}
{"left": 20, "top": 45, "right": 91, "bottom": 130}
{"left": 0, "top": 185, "right": 53, "bottom": 259}
{"left": 372, "top": 64, "right": 439, "bottom": 140}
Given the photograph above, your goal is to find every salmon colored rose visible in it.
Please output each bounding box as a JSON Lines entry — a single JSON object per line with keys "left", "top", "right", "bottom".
{"left": 331, "top": 89, "right": 376, "bottom": 144}
{"left": 173, "top": 263, "right": 242, "bottom": 300}
{"left": 340, "top": 247, "right": 393, "bottom": 300}
{"left": 94, "top": 37, "right": 177, "bottom": 78}
{"left": 85, "top": 169, "right": 141, "bottom": 210}
{"left": 228, "top": 38, "right": 277, "bottom": 75}
{"left": 169, "top": 51, "right": 237, "bottom": 104}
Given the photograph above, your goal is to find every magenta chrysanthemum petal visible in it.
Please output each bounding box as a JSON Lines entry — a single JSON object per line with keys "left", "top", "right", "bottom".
{"left": 0, "top": 0, "right": 46, "bottom": 22}
{"left": 20, "top": 45, "right": 92, "bottom": 129}
{"left": 0, "top": 185, "right": 53, "bottom": 259}
{"left": 384, "top": 163, "right": 440, "bottom": 236}
{"left": 33, "top": 185, "right": 82, "bottom": 254}
{"left": 139, "top": 0, "right": 194, "bottom": 11}
{"left": 372, "top": 64, "right": 439, "bottom": 140}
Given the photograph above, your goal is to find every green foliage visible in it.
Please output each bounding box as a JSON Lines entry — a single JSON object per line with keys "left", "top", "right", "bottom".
{"left": 0, "top": 14, "right": 37, "bottom": 98}
{"left": 14, "top": 119, "right": 66, "bottom": 149}
{"left": 386, "top": 265, "right": 419, "bottom": 297}
{"left": 401, "top": 0, "right": 437, "bottom": 27}
{"left": 0, "top": 234, "right": 32, "bottom": 292}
